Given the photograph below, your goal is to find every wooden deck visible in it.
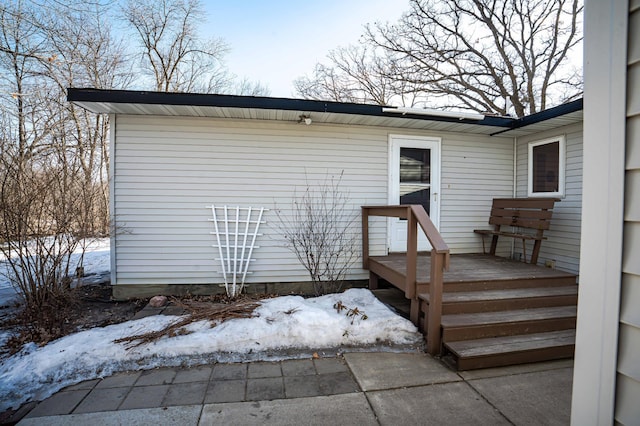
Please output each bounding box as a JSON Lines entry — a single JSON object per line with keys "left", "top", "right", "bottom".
{"left": 368, "top": 253, "right": 578, "bottom": 370}
{"left": 369, "top": 252, "right": 576, "bottom": 290}
{"left": 362, "top": 205, "right": 577, "bottom": 370}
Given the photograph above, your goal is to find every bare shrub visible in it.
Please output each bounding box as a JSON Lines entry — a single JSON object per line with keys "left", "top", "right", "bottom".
{"left": 0, "top": 149, "right": 86, "bottom": 344}
{"left": 275, "top": 171, "right": 359, "bottom": 296}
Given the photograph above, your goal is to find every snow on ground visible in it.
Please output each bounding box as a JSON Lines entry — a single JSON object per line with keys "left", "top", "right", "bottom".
{"left": 72, "top": 238, "right": 111, "bottom": 283}
{"left": 0, "top": 236, "right": 108, "bottom": 360}
{"left": 0, "top": 238, "right": 111, "bottom": 306}
{"left": 0, "top": 238, "right": 422, "bottom": 411}
{"left": 0, "top": 288, "right": 422, "bottom": 411}
{"left": 0, "top": 238, "right": 111, "bottom": 354}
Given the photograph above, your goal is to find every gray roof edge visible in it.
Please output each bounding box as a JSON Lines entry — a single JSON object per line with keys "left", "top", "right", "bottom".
{"left": 490, "top": 98, "right": 584, "bottom": 136}
{"left": 67, "top": 88, "right": 583, "bottom": 130}
{"left": 67, "top": 88, "right": 513, "bottom": 127}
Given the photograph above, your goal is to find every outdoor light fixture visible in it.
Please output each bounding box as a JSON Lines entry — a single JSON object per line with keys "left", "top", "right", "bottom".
{"left": 382, "top": 106, "right": 485, "bottom": 121}
{"left": 298, "top": 114, "right": 312, "bottom": 125}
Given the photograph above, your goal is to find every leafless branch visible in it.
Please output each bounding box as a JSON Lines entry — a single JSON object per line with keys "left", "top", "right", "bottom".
{"left": 274, "top": 171, "right": 360, "bottom": 296}
{"left": 295, "top": 0, "right": 583, "bottom": 117}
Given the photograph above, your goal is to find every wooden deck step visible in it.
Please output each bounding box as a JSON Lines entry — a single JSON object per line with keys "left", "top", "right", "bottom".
{"left": 366, "top": 253, "right": 579, "bottom": 370}
{"left": 419, "top": 286, "right": 578, "bottom": 314}
{"left": 440, "top": 306, "right": 577, "bottom": 341}
{"left": 444, "top": 329, "right": 576, "bottom": 370}
{"left": 434, "top": 275, "right": 577, "bottom": 292}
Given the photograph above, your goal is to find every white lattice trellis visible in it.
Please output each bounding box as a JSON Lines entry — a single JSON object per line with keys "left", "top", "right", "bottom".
{"left": 207, "top": 205, "right": 267, "bottom": 297}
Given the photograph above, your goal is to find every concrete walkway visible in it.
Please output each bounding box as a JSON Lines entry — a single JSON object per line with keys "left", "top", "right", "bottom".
{"left": 16, "top": 352, "right": 573, "bottom": 425}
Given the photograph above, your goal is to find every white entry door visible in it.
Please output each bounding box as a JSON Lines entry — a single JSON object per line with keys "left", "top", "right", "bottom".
{"left": 388, "top": 135, "right": 441, "bottom": 252}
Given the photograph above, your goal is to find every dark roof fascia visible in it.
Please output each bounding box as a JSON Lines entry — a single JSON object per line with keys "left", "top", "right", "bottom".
{"left": 490, "top": 98, "right": 584, "bottom": 136}
{"left": 67, "top": 88, "right": 513, "bottom": 128}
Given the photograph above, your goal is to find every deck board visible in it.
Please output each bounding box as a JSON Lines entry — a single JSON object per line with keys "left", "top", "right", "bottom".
{"left": 445, "top": 329, "right": 576, "bottom": 357}
{"left": 369, "top": 253, "right": 576, "bottom": 287}
{"left": 440, "top": 306, "right": 577, "bottom": 328}
{"left": 421, "top": 286, "right": 578, "bottom": 303}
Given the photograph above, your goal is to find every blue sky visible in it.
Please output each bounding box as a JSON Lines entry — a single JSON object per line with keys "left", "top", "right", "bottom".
{"left": 203, "top": 1, "right": 409, "bottom": 97}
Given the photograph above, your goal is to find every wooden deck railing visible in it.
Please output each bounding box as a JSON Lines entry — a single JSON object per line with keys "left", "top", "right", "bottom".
{"left": 361, "top": 205, "right": 450, "bottom": 355}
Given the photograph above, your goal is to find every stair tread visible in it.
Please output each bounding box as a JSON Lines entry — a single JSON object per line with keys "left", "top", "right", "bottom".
{"left": 441, "top": 306, "right": 577, "bottom": 328}
{"left": 419, "top": 285, "right": 577, "bottom": 303}
{"left": 445, "top": 329, "right": 575, "bottom": 358}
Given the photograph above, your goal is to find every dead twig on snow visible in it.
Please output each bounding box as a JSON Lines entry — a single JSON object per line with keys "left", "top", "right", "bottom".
{"left": 114, "top": 298, "right": 260, "bottom": 349}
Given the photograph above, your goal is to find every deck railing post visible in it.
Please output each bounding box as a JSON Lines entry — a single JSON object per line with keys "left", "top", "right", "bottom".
{"left": 360, "top": 204, "right": 449, "bottom": 356}
{"left": 427, "top": 250, "right": 444, "bottom": 355}
{"left": 361, "top": 207, "right": 370, "bottom": 269}
{"left": 406, "top": 207, "right": 417, "bottom": 300}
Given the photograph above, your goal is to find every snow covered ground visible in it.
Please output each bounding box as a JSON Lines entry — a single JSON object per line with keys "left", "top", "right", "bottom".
{"left": 0, "top": 239, "right": 422, "bottom": 412}
{"left": 0, "top": 239, "right": 111, "bottom": 354}
{"left": 0, "top": 238, "right": 111, "bottom": 306}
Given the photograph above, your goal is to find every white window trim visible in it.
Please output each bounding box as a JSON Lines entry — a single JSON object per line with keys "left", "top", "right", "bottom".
{"left": 527, "top": 135, "right": 566, "bottom": 198}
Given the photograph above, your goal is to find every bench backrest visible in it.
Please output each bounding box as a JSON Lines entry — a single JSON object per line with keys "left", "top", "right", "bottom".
{"left": 488, "top": 198, "right": 558, "bottom": 231}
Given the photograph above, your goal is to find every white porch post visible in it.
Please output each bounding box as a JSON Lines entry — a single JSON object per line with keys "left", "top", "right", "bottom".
{"left": 571, "top": 1, "right": 628, "bottom": 424}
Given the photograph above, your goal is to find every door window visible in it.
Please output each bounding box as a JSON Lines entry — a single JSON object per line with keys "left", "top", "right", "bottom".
{"left": 400, "top": 148, "right": 431, "bottom": 214}
{"left": 388, "top": 136, "right": 440, "bottom": 253}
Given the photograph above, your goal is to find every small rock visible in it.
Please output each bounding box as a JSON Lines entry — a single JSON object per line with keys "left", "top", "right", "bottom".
{"left": 149, "top": 295, "right": 168, "bottom": 308}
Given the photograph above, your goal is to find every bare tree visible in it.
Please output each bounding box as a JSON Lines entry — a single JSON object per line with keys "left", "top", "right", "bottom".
{"left": 296, "top": 0, "right": 583, "bottom": 117}
{"left": 0, "top": 1, "right": 49, "bottom": 163}
{"left": 294, "top": 44, "right": 422, "bottom": 107}
{"left": 123, "top": 0, "right": 232, "bottom": 93}
{"left": 42, "top": 2, "right": 131, "bottom": 237}
{"left": 230, "top": 77, "right": 271, "bottom": 97}
{"left": 274, "top": 172, "right": 359, "bottom": 296}
{"left": 0, "top": 0, "right": 128, "bottom": 344}
{"left": 295, "top": 45, "right": 389, "bottom": 105}
{"left": 123, "top": 0, "right": 270, "bottom": 95}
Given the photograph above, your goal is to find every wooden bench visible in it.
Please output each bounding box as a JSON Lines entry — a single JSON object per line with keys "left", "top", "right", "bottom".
{"left": 474, "top": 198, "right": 558, "bottom": 264}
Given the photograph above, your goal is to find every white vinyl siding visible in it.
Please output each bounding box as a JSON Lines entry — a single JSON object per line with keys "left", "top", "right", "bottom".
{"left": 440, "top": 135, "right": 514, "bottom": 254}
{"left": 111, "top": 115, "right": 513, "bottom": 287}
{"left": 112, "top": 116, "right": 388, "bottom": 286}
{"left": 515, "top": 123, "right": 582, "bottom": 273}
{"left": 617, "top": 2, "right": 640, "bottom": 423}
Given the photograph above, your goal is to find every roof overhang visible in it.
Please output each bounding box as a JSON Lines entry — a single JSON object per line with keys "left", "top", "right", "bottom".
{"left": 67, "top": 88, "right": 582, "bottom": 137}
{"left": 490, "top": 98, "right": 583, "bottom": 137}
